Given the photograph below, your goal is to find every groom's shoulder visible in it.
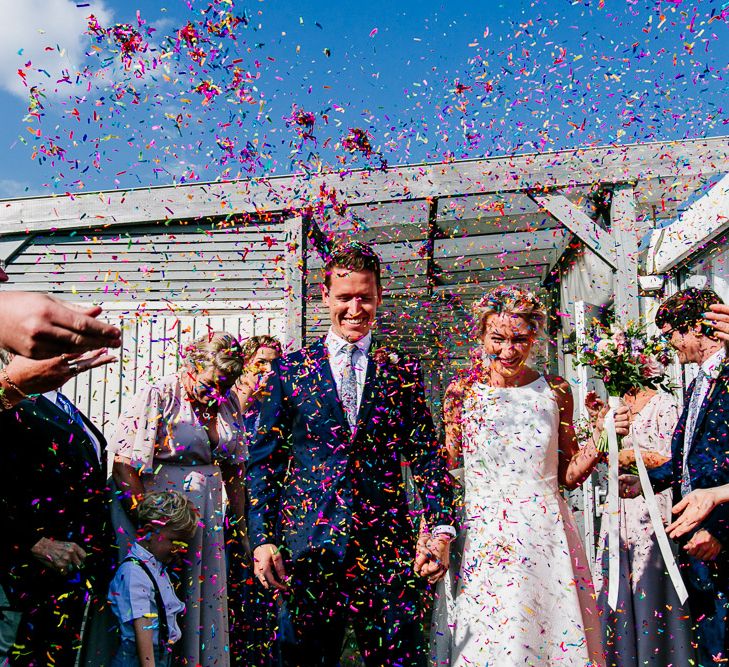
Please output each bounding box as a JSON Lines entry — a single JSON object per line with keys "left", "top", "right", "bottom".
{"left": 277, "top": 339, "right": 324, "bottom": 370}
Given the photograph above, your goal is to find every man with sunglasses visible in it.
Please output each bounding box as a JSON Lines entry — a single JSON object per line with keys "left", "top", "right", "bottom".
{"left": 622, "top": 287, "right": 729, "bottom": 665}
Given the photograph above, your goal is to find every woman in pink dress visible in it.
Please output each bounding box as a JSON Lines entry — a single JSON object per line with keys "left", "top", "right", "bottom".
{"left": 110, "top": 332, "right": 248, "bottom": 667}
{"left": 589, "top": 387, "right": 694, "bottom": 666}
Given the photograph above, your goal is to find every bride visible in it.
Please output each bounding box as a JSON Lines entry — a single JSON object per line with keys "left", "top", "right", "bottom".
{"left": 432, "top": 286, "right": 605, "bottom": 666}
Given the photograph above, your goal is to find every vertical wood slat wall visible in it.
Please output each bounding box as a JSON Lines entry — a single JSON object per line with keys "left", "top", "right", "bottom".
{"left": 4, "top": 220, "right": 290, "bottom": 435}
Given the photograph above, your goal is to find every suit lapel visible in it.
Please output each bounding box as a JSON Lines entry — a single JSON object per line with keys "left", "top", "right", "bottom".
{"left": 309, "top": 339, "right": 351, "bottom": 437}
{"left": 690, "top": 362, "right": 729, "bottom": 449}
{"left": 35, "top": 395, "right": 102, "bottom": 471}
{"left": 81, "top": 412, "right": 108, "bottom": 463}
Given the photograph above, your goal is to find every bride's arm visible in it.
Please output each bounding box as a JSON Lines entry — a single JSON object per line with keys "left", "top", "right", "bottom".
{"left": 443, "top": 378, "right": 464, "bottom": 470}
{"left": 549, "top": 377, "right": 601, "bottom": 490}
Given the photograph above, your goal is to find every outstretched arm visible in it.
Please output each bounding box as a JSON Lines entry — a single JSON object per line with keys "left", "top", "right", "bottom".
{"left": 551, "top": 377, "right": 601, "bottom": 490}
{"left": 667, "top": 485, "right": 729, "bottom": 539}
{"left": 401, "top": 358, "right": 456, "bottom": 583}
{"left": 402, "top": 358, "right": 455, "bottom": 529}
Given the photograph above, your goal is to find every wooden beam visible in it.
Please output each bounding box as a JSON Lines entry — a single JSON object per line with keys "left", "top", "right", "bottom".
{"left": 426, "top": 198, "right": 439, "bottom": 295}
{"left": 530, "top": 193, "right": 617, "bottom": 269}
{"left": 544, "top": 229, "right": 575, "bottom": 278}
{"left": 646, "top": 172, "right": 729, "bottom": 274}
{"left": 611, "top": 185, "right": 640, "bottom": 324}
{"left": 303, "top": 213, "right": 330, "bottom": 261}
{"left": 437, "top": 213, "right": 560, "bottom": 237}
{"left": 435, "top": 248, "right": 557, "bottom": 272}
{"left": 308, "top": 240, "right": 428, "bottom": 268}
{"left": 1, "top": 136, "right": 726, "bottom": 237}
{"left": 434, "top": 229, "right": 566, "bottom": 258}
{"left": 0, "top": 235, "right": 34, "bottom": 266}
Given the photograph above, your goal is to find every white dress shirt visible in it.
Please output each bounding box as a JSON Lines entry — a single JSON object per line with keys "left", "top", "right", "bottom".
{"left": 326, "top": 329, "right": 371, "bottom": 413}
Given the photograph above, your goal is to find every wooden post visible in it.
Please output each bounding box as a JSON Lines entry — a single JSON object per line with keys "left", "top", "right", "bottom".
{"left": 574, "top": 300, "right": 596, "bottom": 569}
{"left": 283, "top": 215, "right": 306, "bottom": 351}
{"left": 426, "top": 198, "right": 439, "bottom": 296}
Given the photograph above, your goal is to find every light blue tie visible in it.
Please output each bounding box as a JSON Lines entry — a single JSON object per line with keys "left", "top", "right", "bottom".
{"left": 55, "top": 392, "right": 86, "bottom": 430}
{"left": 339, "top": 344, "right": 358, "bottom": 430}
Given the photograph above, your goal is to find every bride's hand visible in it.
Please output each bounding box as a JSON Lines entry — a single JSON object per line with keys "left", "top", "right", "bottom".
{"left": 415, "top": 535, "right": 451, "bottom": 584}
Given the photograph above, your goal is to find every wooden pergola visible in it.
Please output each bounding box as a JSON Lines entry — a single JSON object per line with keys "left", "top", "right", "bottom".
{"left": 1, "top": 135, "right": 727, "bottom": 370}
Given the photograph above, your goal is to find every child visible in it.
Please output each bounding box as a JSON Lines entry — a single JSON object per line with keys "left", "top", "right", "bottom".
{"left": 109, "top": 491, "right": 198, "bottom": 667}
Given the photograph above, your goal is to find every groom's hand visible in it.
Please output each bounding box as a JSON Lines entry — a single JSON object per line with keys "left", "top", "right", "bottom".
{"left": 253, "top": 543, "right": 289, "bottom": 591}
{"left": 414, "top": 534, "right": 450, "bottom": 584}
{"left": 684, "top": 529, "right": 723, "bottom": 561}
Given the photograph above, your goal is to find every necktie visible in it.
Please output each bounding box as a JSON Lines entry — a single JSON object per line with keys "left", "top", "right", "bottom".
{"left": 339, "top": 344, "right": 359, "bottom": 430}
{"left": 682, "top": 368, "right": 707, "bottom": 496}
{"left": 56, "top": 392, "right": 86, "bottom": 430}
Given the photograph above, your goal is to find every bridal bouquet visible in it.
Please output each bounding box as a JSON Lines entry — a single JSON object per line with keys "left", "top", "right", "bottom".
{"left": 576, "top": 322, "right": 675, "bottom": 468}
{"left": 576, "top": 322, "right": 674, "bottom": 397}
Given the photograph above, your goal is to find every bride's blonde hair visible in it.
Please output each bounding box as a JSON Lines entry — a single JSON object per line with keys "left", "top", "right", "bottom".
{"left": 472, "top": 286, "right": 546, "bottom": 338}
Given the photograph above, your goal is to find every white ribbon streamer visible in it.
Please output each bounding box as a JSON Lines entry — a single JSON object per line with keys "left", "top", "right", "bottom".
{"left": 633, "top": 441, "right": 689, "bottom": 604}
{"left": 605, "top": 395, "right": 620, "bottom": 611}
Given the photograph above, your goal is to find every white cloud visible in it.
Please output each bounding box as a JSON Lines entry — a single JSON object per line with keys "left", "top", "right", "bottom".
{"left": 0, "top": 0, "right": 113, "bottom": 98}
{"left": 0, "top": 178, "right": 34, "bottom": 198}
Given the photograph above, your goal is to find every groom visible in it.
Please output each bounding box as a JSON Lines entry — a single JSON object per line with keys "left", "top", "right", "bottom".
{"left": 247, "top": 242, "right": 455, "bottom": 667}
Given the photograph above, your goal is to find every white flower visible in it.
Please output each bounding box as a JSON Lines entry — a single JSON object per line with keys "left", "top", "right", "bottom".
{"left": 388, "top": 352, "right": 400, "bottom": 364}
{"left": 596, "top": 339, "right": 612, "bottom": 356}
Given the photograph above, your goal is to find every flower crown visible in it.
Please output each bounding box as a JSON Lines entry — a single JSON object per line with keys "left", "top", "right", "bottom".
{"left": 472, "top": 286, "right": 543, "bottom": 317}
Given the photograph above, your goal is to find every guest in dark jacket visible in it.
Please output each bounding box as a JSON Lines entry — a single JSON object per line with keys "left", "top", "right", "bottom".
{"left": 0, "top": 349, "right": 116, "bottom": 666}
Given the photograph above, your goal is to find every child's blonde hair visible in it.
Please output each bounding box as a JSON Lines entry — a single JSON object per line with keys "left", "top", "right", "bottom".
{"left": 138, "top": 491, "right": 199, "bottom": 538}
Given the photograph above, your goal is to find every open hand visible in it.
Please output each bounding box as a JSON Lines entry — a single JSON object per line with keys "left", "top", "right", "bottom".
{"left": 706, "top": 304, "right": 729, "bottom": 343}
{"left": 0, "top": 292, "right": 121, "bottom": 359}
{"left": 667, "top": 488, "right": 719, "bottom": 540}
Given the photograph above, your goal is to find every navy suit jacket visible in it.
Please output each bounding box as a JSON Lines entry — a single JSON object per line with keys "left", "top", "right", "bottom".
{"left": 246, "top": 337, "right": 455, "bottom": 565}
{"left": 0, "top": 394, "right": 115, "bottom": 606}
{"left": 649, "top": 360, "right": 729, "bottom": 582}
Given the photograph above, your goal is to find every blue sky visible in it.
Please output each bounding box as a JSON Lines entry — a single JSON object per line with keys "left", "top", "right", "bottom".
{"left": 0, "top": 0, "right": 726, "bottom": 197}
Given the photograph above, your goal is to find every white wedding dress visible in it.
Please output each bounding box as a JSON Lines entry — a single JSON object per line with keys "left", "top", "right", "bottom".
{"left": 432, "top": 376, "right": 605, "bottom": 667}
